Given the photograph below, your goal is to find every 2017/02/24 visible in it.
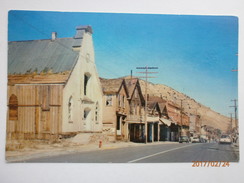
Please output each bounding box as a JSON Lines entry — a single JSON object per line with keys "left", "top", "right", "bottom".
{"left": 192, "top": 161, "right": 230, "bottom": 167}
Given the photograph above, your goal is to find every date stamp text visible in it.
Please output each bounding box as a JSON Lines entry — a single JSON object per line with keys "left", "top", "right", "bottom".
{"left": 192, "top": 161, "right": 230, "bottom": 167}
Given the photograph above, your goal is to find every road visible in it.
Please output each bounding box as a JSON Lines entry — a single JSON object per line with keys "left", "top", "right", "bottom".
{"left": 22, "top": 143, "right": 238, "bottom": 163}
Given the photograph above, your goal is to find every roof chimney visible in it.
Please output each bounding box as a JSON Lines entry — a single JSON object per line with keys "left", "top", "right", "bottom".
{"left": 51, "top": 32, "right": 57, "bottom": 41}
{"left": 73, "top": 25, "right": 93, "bottom": 48}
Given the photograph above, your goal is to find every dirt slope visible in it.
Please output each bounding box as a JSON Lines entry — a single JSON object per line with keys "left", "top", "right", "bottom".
{"left": 137, "top": 79, "right": 231, "bottom": 132}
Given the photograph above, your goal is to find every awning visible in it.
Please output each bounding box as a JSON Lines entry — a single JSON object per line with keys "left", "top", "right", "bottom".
{"left": 160, "top": 118, "right": 173, "bottom": 126}
{"left": 147, "top": 116, "right": 159, "bottom": 122}
{"left": 127, "top": 121, "right": 145, "bottom": 124}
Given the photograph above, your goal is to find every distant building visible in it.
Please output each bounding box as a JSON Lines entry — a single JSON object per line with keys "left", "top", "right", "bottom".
{"left": 189, "top": 114, "right": 201, "bottom": 137}
{"left": 7, "top": 26, "right": 103, "bottom": 145}
{"left": 166, "top": 101, "right": 190, "bottom": 140}
{"left": 147, "top": 101, "right": 161, "bottom": 142}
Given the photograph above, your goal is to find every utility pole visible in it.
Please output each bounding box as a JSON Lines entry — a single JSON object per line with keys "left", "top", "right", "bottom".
{"left": 136, "top": 66, "right": 158, "bottom": 143}
{"left": 229, "top": 113, "right": 233, "bottom": 132}
{"left": 180, "top": 99, "right": 183, "bottom": 136}
{"left": 229, "top": 99, "right": 238, "bottom": 130}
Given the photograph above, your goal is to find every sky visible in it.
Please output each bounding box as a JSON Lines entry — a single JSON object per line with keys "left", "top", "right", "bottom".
{"left": 8, "top": 10, "right": 238, "bottom": 116}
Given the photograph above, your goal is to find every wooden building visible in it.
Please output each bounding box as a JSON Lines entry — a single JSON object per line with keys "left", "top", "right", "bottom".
{"left": 125, "top": 78, "right": 146, "bottom": 142}
{"left": 146, "top": 96, "right": 171, "bottom": 142}
{"left": 100, "top": 78, "right": 129, "bottom": 141}
{"left": 166, "top": 101, "right": 190, "bottom": 140}
{"left": 147, "top": 101, "right": 161, "bottom": 142}
{"left": 7, "top": 26, "right": 103, "bottom": 143}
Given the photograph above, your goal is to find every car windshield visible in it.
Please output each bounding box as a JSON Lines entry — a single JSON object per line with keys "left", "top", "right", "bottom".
{"left": 221, "top": 135, "right": 229, "bottom": 138}
{"left": 181, "top": 136, "right": 188, "bottom": 139}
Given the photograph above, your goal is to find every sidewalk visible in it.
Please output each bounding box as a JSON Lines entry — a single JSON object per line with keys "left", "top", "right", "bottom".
{"left": 5, "top": 141, "right": 178, "bottom": 162}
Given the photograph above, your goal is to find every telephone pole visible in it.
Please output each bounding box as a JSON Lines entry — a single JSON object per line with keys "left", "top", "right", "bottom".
{"left": 229, "top": 99, "right": 238, "bottom": 130}
{"left": 229, "top": 113, "right": 233, "bottom": 132}
{"left": 179, "top": 99, "right": 186, "bottom": 137}
{"left": 180, "top": 99, "right": 183, "bottom": 136}
{"left": 136, "top": 66, "right": 158, "bottom": 143}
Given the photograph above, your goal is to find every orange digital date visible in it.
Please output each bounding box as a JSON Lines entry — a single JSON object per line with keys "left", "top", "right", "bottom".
{"left": 192, "top": 161, "right": 230, "bottom": 167}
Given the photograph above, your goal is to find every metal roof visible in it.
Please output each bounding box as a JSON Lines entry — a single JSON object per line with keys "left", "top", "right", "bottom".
{"left": 8, "top": 37, "right": 80, "bottom": 74}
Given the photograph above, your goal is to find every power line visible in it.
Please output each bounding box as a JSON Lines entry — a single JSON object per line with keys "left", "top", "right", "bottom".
{"left": 11, "top": 12, "right": 123, "bottom": 79}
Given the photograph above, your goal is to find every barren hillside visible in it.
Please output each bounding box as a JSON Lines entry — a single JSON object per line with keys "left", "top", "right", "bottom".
{"left": 138, "top": 79, "right": 231, "bottom": 132}
{"left": 119, "top": 76, "right": 231, "bottom": 132}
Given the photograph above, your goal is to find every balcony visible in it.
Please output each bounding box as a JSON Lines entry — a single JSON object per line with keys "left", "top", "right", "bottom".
{"left": 127, "top": 114, "right": 144, "bottom": 123}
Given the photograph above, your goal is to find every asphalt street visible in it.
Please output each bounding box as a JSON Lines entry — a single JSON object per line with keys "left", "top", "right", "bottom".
{"left": 21, "top": 142, "right": 238, "bottom": 163}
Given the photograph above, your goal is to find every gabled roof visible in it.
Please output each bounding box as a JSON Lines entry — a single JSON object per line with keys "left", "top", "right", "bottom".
{"left": 100, "top": 78, "right": 129, "bottom": 96}
{"left": 147, "top": 101, "right": 161, "bottom": 115}
{"left": 124, "top": 78, "right": 145, "bottom": 105}
{"left": 147, "top": 95, "right": 167, "bottom": 113}
{"left": 8, "top": 38, "right": 79, "bottom": 74}
{"left": 124, "top": 78, "right": 138, "bottom": 97}
{"left": 8, "top": 25, "right": 92, "bottom": 75}
{"left": 147, "top": 101, "right": 157, "bottom": 110}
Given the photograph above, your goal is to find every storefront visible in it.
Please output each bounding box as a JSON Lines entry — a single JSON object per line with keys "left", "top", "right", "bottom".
{"left": 128, "top": 123, "right": 145, "bottom": 142}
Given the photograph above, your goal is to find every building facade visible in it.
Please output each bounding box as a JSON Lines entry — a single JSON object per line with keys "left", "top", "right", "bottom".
{"left": 7, "top": 26, "right": 103, "bottom": 145}
{"left": 101, "top": 78, "right": 129, "bottom": 142}
{"left": 125, "top": 78, "right": 146, "bottom": 142}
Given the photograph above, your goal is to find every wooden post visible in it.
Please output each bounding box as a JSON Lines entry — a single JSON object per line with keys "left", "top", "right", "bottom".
{"left": 158, "top": 122, "right": 160, "bottom": 141}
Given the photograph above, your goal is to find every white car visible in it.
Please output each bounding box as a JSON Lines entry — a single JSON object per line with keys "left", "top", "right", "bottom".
{"left": 191, "top": 137, "right": 200, "bottom": 143}
{"left": 219, "top": 135, "right": 232, "bottom": 144}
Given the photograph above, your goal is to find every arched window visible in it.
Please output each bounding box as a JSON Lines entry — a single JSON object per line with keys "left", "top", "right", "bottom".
{"left": 68, "top": 96, "right": 73, "bottom": 122}
{"left": 9, "top": 94, "right": 18, "bottom": 120}
{"left": 84, "top": 73, "right": 91, "bottom": 96}
{"left": 84, "top": 108, "right": 91, "bottom": 121}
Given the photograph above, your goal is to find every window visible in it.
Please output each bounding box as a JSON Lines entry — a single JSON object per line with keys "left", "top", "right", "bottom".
{"left": 68, "top": 96, "right": 73, "bottom": 122}
{"left": 130, "top": 101, "right": 134, "bottom": 115}
{"left": 122, "top": 96, "right": 125, "bottom": 108}
{"left": 95, "top": 102, "right": 99, "bottom": 123}
{"left": 134, "top": 102, "right": 137, "bottom": 115}
{"left": 118, "top": 94, "right": 124, "bottom": 108}
{"left": 84, "top": 74, "right": 89, "bottom": 96}
{"left": 118, "top": 94, "right": 121, "bottom": 107}
{"left": 84, "top": 109, "right": 90, "bottom": 119}
{"left": 134, "top": 89, "right": 138, "bottom": 98}
{"left": 117, "top": 116, "right": 121, "bottom": 130}
{"left": 9, "top": 94, "right": 18, "bottom": 120}
{"left": 106, "top": 95, "right": 112, "bottom": 106}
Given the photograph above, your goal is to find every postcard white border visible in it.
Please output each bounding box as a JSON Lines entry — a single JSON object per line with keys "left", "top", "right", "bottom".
{"left": 1, "top": 0, "right": 243, "bottom": 183}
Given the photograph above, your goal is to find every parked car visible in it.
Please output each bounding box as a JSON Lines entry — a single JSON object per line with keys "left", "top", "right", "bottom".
{"left": 191, "top": 137, "right": 200, "bottom": 143}
{"left": 200, "top": 135, "right": 208, "bottom": 143}
{"left": 219, "top": 135, "right": 232, "bottom": 144}
{"left": 179, "top": 136, "right": 190, "bottom": 143}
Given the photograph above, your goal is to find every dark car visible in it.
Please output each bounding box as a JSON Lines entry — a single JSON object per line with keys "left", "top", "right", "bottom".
{"left": 179, "top": 136, "right": 189, "bottom": 143}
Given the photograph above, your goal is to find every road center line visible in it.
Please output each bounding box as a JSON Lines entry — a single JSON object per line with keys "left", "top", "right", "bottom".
{"left": 128, "top": 144, "right": 199, "bottom": 163}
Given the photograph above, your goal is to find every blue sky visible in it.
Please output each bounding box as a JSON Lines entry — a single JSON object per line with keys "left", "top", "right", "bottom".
{"left": 8, "top": 10, "right": 238, "bottom": 116}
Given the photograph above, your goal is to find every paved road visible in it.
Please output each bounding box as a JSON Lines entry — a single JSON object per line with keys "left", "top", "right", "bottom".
{"left": 22, "top": 143, "right": 238, "bottom": 163}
